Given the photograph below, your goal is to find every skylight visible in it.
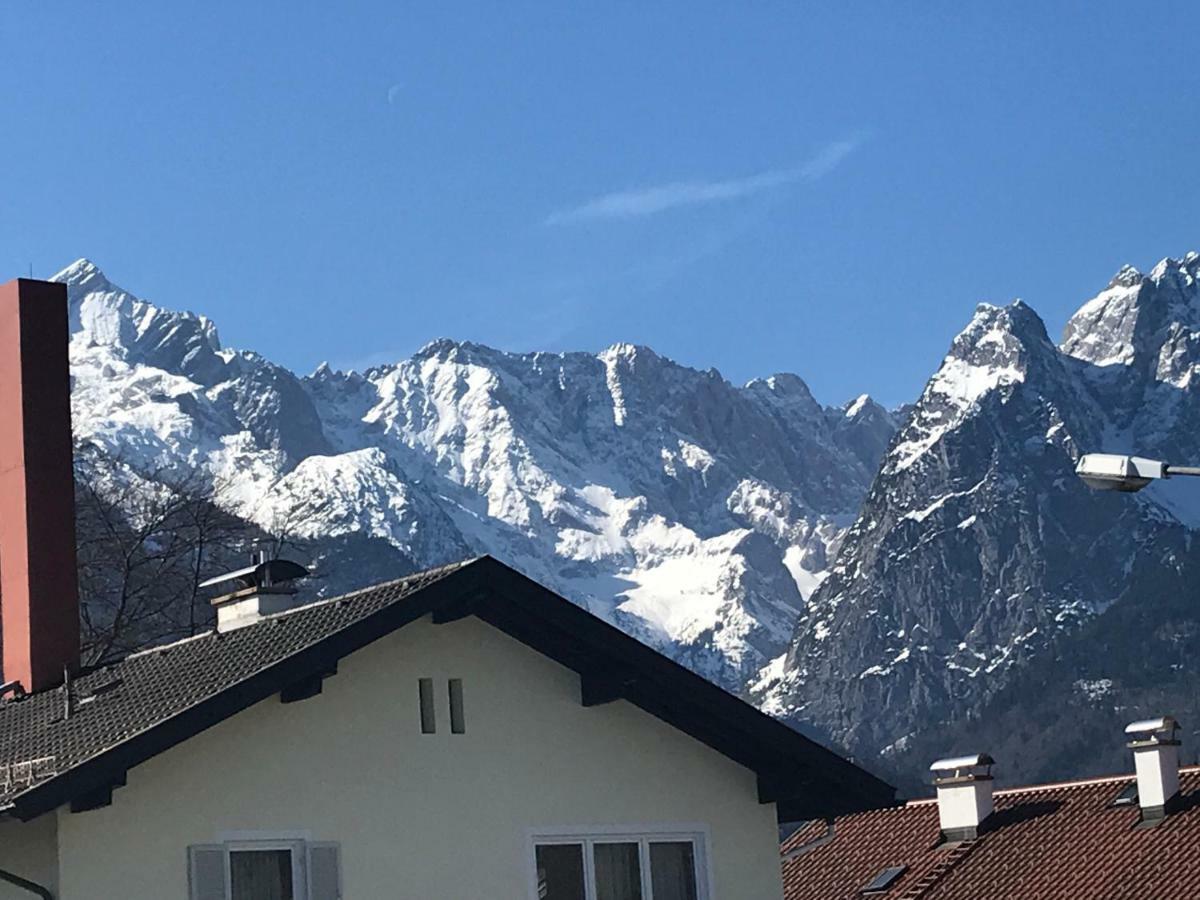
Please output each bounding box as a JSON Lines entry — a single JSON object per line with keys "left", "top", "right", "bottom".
{"left": 861, "top": 865, "right": 907, "bottom": 894}
{"left": 1110, "top": 782, "right": 1139, "bottom": 807}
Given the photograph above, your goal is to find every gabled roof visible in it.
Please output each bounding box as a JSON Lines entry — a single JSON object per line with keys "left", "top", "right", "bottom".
{"left": 782, "top": 768, "right": 1200, "bottom": 899}
{"left": 0, "top": 556, "right": 894, "bottom": 822}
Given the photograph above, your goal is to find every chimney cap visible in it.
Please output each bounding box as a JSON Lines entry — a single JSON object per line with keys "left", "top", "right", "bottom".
{"left": 199, "top": 557, "right": 309, "bottom": 593}
{"left": 930, "top": 753, "right": 994, "bottom": 773}
{"left": 1126, "top": 716, "right": 1180, "bottom": 748}
{"left": 1125, "top": 716, "right": 1178, "bottom": 736}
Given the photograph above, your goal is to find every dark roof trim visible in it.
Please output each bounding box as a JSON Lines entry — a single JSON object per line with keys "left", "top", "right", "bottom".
{"left": 9, "top": 557, "right": 894, "bottom": 821}
{"left": 474, "top": 562, "right": 894, "bottom": 818}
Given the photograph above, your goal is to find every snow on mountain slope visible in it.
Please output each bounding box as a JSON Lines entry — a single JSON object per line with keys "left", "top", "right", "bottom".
{"left": 57, "top": 260, "right": 893, "bottom": 689}
{"left": 57, "top": 250, "right": 1200, "bottom": 782}
{"left": 301, "top": 337, "right": 894, "bottom": 685}
{"left": 759, "top": 254, "right": 1200, "bottom": 758}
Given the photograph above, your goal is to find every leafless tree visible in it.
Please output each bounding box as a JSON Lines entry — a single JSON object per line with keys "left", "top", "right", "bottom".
{"left": 73, "top": 447, "right": 254, "bottom": 665}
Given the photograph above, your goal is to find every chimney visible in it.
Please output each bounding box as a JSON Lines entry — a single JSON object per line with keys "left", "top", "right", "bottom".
{"left": 202, "top": 550, "right": 310, "bottom": 632}
{"left": 0, "top": 278, "right": 80, "bottom": 693}
{"left": 1125, "top": 716, "right": 1181, "bottom": 822}
{"left": 930, "top": 754, "right": 995, "bottom": 841}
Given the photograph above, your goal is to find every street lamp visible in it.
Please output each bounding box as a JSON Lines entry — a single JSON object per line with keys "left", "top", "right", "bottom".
{"left": 1075, "top": 454, "right": 1200, "bottom": 493}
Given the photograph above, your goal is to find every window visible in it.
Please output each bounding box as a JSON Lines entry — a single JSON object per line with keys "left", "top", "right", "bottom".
{"left": 418, "top": 677, "right": 436, "bottom": 733}
{"left": 861, "top": 865, "right": 907, "bottom": 894}
{"left": 532, "top": 831, "right": 707, "bottom": 900}
{"left": 449, "top": 677, "right": 466, "bottom": 733}
{"left": 231, "top": 848, "right": 294, "bottom": 899}
{"left": 417, "top": 677, "right": 466, "bottom": 734}
{"left": 188, "top": 840, "right": 341, "bottom": 900}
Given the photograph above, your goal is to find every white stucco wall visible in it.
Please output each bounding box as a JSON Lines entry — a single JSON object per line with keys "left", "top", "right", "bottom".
{"left": 0, "top": 813, "right": 57, "bottom": 898}
{"left": 39, "top": 613, "right": 784, "bottom": 899}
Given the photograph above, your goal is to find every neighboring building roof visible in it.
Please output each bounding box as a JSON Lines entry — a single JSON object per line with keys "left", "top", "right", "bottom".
{"left": 781, "top": 768, "right": 1200, "bottom": 899}
{"left": 0, "top": 556, "right": 894, "bottom": 822}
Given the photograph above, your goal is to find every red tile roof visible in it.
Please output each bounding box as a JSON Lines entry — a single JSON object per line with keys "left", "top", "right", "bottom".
{"left": 782, "top": 767, "right": 1200, "bottom": 899}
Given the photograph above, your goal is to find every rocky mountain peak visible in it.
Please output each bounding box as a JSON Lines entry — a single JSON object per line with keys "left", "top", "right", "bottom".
{"left": 54, "top": 258, "right": 111, "bottom": 293}
{"left": 951, "top": 300, "right": 1053, "bottom": 364}
{"left": 743, "top": 373, "right": 823, "bottom": 421}
{"left": 842, "top": 394, "right": 874, "bottom": 418}
{"left": 51, "top": 260, "right": 223, "bottom": 359}
{"left": 413, "top": 337, "right": 465, "bottom": 361}
{"left": 881, "top": 300, "right": 1059, "bottom": 476}
{"left": 1062, "top": 252, "right": 1200, "bottom": 371}
{"left": 1108, "top": 264, "right": 1143, "bottom": 289}
{"left": 600, "top": 341, "right": 657, "bottom": 362}
{"left": 760, "top": 251, "right": 1200, "bottom": 781}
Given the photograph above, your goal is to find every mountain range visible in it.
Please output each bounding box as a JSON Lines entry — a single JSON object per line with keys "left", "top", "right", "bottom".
{"left": 57, "top": 252, "right": 1200, "bottom": 788}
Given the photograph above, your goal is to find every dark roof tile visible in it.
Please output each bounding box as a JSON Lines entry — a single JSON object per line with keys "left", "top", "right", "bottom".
{"left": 0, "top": 556, "right": 894, "bottom": 821}
{"left": 0, "top": 559, "right": 470, "bottom": 811}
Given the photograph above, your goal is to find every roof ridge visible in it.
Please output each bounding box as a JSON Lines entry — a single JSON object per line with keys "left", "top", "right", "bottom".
{"left": 117, "top": 557, "right": 480, "bottom": 665}
{"left": 301, "top": 556, "right": 480, "bottom": 607}
{"left": 124, "top": 630, "right": 213, "bottom": 660}
{"left": 995, "top": 765, "right": 1200, "bottom": 796}
{"left": 903, "top": 765, "right": 1200, "bottom": 806}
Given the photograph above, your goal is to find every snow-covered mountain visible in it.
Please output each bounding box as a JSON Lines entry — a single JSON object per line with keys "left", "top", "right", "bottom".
{"left": 756, "top": 253, "right": 1200, "bottom": 777}
{"left": 60, "top": 259, "right": 894, "bottom": 689}
{"left": 62, "top": 251, "right": 1200, "bottom": 784}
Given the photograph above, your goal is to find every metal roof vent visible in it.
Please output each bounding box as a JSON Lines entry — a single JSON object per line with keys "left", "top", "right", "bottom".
{"left": 1125, "top": 716, "right": 1181, "bottom": 823}
{"left": 201, "top": 550, "right": 310, "bottom": 633}
{"left": 930, "top": 753, "right": 994, "bottom": 841}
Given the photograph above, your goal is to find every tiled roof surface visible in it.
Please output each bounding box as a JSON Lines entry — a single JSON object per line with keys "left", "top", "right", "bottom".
{"left": 782, "top": 768, "right": 1200, "bottom": 899}
{"left": 0, "top": 559, "right": 472, "bottom": 808}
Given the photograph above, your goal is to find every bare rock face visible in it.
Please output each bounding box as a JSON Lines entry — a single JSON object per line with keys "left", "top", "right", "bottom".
{"left": 758, "top": 255, "right": 1200, "bottom": 779}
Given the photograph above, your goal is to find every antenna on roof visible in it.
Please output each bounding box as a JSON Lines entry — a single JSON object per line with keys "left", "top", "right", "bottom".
{"left": 62, "top": 665, "right": 73, "bottom": 721}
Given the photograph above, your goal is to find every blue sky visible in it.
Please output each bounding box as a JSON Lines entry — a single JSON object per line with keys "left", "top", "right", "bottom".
{"left": 3, "top": 3, "right": 1198, "bottom": 407}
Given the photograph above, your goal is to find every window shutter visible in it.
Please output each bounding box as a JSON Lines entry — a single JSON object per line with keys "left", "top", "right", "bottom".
{"left": 308, "top": 842, "right": 342, "bottom": 900}
{"left": 188, "top": 845, "right": 227, "bottom": 900}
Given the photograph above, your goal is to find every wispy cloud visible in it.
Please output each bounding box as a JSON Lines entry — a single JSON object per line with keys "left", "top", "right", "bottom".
{"left": 545, "top": 137, "right": 864, "bottom": 226}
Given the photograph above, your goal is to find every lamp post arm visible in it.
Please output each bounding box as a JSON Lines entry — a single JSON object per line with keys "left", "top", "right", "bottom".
{"left": 1165, "top": 465, "right": 1200, "bottom": 478}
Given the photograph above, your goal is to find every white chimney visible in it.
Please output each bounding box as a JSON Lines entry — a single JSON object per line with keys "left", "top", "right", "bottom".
{"left": 930, "top": 753, "right": 995, "bottom": 840}
{"left": 1125, "top": 716, "right": 1181, "bottom": 822}
{"left": 201, "top": 551, "right": 310, "bottom": 633}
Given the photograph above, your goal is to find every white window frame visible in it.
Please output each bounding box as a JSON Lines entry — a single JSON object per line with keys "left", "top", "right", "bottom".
{"left": 526, "top": 823, "right": 714, "bottom": 900}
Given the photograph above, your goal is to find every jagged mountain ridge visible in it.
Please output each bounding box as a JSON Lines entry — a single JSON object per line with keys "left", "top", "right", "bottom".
{"left": 59, "top": 259, "right": 894, "bottom": 690}
{"left": 60, "top": 251, "right": 1200, "bottom": 785}
{"left": 758, "top": 253, "right": 1200, "bottom": 779}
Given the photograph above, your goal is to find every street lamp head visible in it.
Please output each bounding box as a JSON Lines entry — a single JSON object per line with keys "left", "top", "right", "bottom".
{"left": 1075, "top": 454, "right": 1166, "bottom": 492}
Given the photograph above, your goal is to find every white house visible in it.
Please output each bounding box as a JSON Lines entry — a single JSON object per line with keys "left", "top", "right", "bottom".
{"left": 0, "top": 276, "right": 894, "bottom": 900}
